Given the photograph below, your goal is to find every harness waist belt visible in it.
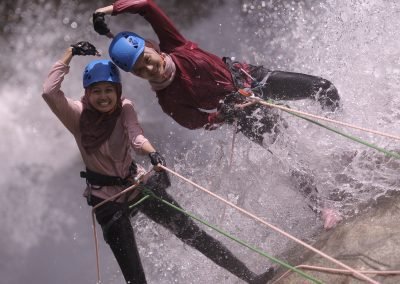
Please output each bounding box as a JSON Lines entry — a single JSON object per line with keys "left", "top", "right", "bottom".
{"left": 80, "top": 168, "right": 130, "bottom": 187}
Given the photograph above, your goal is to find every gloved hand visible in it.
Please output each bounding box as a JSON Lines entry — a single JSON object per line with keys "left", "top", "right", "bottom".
{"left": 70, "top": 41, "right": 99, "bottom": 56}
{"left": 93, "top": 12, "right": 110, "bottom": 35}
{"left": 217, "top": 92, "right": 248, "bottom": 123}
{"left": 218, "top": 102, "right": 249, "bottom": 124}
{"left": 149, "top": 152, "right": 166, "bottom": 167}
{"left": 219, "top": 103, "right": 238, "bottom": 123}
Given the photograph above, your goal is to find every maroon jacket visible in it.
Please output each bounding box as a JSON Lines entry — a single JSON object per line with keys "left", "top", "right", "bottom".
{"left": 113, "top": 0, "right": 249, "bottom": 129}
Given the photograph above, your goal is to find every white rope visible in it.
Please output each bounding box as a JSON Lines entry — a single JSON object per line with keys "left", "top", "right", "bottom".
{"left": 160, "top": 165, "right": 380, "bottom": 284}
{"left": 251, "top": 97, "right": 400, "bottom": 141}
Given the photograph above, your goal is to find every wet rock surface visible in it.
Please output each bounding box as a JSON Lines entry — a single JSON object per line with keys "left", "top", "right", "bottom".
{"left": 273, "top": 192, "right": 400, "bottom": 283}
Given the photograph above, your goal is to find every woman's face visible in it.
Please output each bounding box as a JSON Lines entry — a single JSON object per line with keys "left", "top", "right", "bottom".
{"left": 131, "top": 47, "right": 165, "bottom": 81}
{"left": 87, "top": 82, "right": 118, "bottom": 113}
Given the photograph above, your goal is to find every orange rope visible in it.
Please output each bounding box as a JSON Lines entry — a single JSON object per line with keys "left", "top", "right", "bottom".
{"left": 250, "top": 97, "right": 400, "bottom": 141}
{"left": 160, "top": 165, "right": 380, "bottom": 284}
{"left": 271, "top": 264, "right": 400, "bottom": 283}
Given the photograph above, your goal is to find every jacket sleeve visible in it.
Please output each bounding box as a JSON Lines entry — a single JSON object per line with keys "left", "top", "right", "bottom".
{"left": 42, "top": 61, "right": 82, "bottom": 135}
{"left": 121, "top": 100, "right": 149, "bottom": 150}
{"left": 159, "top": 101, "right": 210, "bottom": 130}
{"left": 112, "top": 0, "right": 186, "bottom": 51}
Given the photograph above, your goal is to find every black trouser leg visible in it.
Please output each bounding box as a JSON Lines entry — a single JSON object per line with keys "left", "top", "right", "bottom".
{"left": 138, "top": 177, "right": 258, "bottom": 283}
{"left": 236, "top": 67, "right": 340, "bottom": 145}
{"left": 251, "top": 67, "right": 340, "bottom": 110}
{"left": 93, "top": 198, "right": 147, "bottom": 284}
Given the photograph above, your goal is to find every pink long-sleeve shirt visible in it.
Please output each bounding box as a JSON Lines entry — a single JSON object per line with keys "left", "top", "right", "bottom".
{"left": 42, "top": 61, "right": 149, "bottom": 202}
{"left": 112, "top": 0, "right": 251, "bottom": 129}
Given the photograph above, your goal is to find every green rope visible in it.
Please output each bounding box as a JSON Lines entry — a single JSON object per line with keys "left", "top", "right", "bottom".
{"left": 135, "top": 188, "right": 323, "bottom": 284}
{"left": 266, "top": 99, "right": 400, "bottom": 160}
{"left": 128, "top": 194, "right": 151, "bottom": 208}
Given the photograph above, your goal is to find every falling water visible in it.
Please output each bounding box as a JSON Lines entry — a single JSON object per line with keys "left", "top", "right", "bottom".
{"left": 1, "top": 0, "right": 399, "bottom": 283}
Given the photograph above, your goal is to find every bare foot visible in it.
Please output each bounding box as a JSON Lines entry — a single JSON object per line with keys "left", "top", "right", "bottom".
{"left": 322, "top": 208, "right": 342, "bottom": 229}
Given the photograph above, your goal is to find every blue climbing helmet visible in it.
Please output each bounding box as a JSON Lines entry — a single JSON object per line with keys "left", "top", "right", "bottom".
{"left": 109, "top": 31, "right": 145, "bottom": 72}
{"left": 82, "top": 59, "right": 121, "bottom": 88}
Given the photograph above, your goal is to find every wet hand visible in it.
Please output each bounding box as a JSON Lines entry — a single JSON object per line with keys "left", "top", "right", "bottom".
{"left": 70, "top": 41, "right": 100, "bottom": 56}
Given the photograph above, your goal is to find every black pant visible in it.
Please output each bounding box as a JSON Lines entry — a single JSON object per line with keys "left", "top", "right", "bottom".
{"left": 91, "top": 172, "right": 258, "bottom": 284}
{"left": 236, "top": 66, "right": 340, "bottom": 145}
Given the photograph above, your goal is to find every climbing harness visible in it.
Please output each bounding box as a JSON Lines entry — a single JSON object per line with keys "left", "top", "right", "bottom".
{"left": 220, "top": 57, "right": 259, "bottom": 120}
{"left": 221, "top": 59, "right": 280, "bottom": 158}
{"left": 87, "top": 162, "right": 137, "bottom": 187}
{"left": 80, "top": 168, "right": 133, "bottom": 187}
{"left": 81, "top": 162, "right": 139, "bottom": 205}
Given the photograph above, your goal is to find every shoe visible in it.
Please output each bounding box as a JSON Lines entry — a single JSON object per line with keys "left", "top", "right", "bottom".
{"left": 249, "top": 267, "right": 275, "bottom": 284}
{"left": 322, "top": 207, "right": 342, "bottom": 229}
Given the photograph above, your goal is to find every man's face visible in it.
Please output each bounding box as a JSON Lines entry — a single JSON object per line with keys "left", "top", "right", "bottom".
{"left": 131, "top": 47, "right": 165, "bottom": 81}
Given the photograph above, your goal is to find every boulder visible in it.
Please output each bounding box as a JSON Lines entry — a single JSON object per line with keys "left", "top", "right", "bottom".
{"left": 273, "top": 192, "right": 400, "bottom": 284}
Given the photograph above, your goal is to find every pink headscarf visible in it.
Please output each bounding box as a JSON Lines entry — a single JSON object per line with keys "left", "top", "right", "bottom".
{"left": 79, "top": 83, "right": 123, "bottom": 154}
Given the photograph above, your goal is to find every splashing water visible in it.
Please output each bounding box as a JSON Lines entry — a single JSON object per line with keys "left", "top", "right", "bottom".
{"left": 1, "top": 0, "right": 399, "bottom": 283}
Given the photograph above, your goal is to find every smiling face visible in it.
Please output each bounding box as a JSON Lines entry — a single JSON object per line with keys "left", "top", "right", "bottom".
{"left": 87, "top": 82, "right": 118, "bottom": 113}
{"left": 131, "top": 47, "right": 165, "bottom": 81}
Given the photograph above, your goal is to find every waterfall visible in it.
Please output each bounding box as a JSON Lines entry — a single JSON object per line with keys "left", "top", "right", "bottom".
{"left": 1, "top": 0, "right": 399, "bottom": 283}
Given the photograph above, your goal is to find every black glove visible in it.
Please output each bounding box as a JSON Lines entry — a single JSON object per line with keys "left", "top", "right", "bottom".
{"left": 70, "top": 41, "right": 99, "bottom": 56}
{"left": 218, "top": 92, "right": 248, "bottom": 123}
{"left": 93, "top": 12, "right": 110, "bottom": 35}
{"left": 219, "top": 103, "right": 238, "bottom": 123}
{"left": 149, "top": 152, "right": 166, "bottom": 167}
{"left": 219, "top": 103, "right": 247, "bottom": 124}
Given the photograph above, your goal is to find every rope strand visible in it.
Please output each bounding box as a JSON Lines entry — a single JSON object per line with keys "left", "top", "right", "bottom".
{"left": 145, "top": 189, "right": 323, "bottom": 283}
{"left": 160, "top": 165, "right": 380, "bottom": 284}
{"left": 251, "top": 97, "right": 400, "bottom": 141}
{"left": 272, "top": 264, "right": 400, "bottom": 283}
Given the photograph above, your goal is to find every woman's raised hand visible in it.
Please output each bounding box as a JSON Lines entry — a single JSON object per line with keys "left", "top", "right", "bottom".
{"left": 70, "top": 41, "right": 100, "bottom": 56}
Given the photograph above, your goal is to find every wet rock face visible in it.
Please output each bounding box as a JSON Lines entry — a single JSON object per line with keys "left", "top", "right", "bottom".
{"left": 274, "top": 192, "right": 400, "bottom": 283}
